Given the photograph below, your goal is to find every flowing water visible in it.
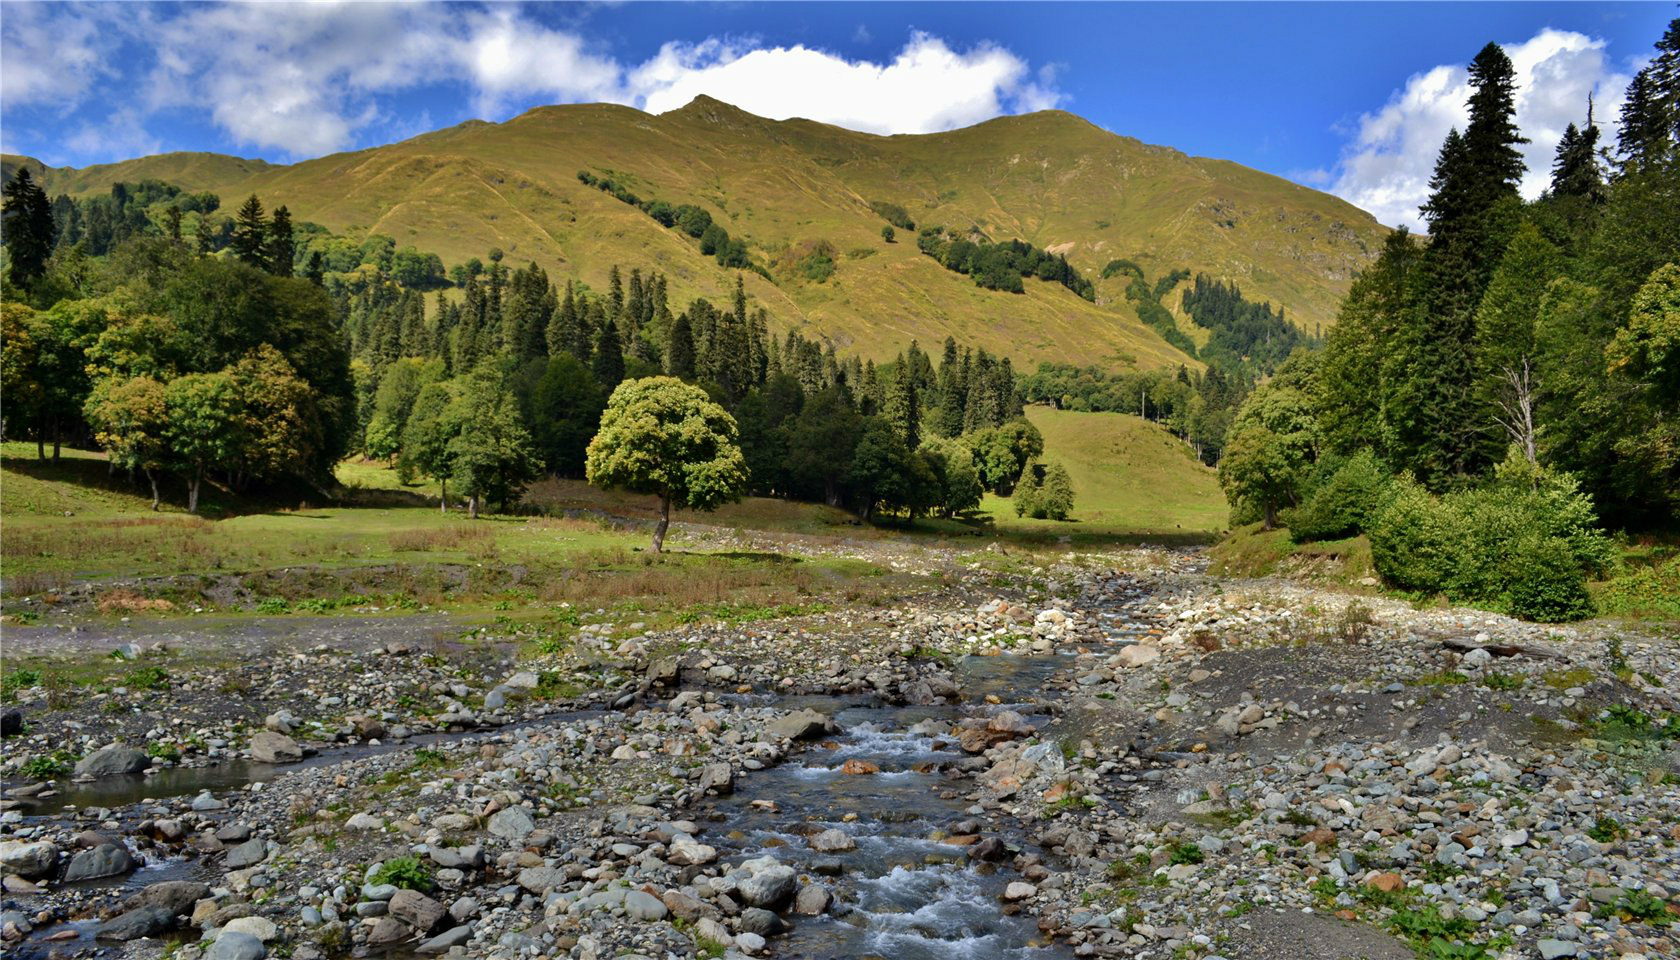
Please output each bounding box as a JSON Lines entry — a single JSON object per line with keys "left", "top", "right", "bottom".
{"left": 10, "top": 651, "right": 1085, "bottom": 959}
{"left": 709, "top": 652, "right": 1077, "bottom": 960}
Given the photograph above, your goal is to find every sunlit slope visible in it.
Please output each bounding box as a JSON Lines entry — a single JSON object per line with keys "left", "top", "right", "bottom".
{"left": 10, "top": 98, "right": 1385, "bottom": 369}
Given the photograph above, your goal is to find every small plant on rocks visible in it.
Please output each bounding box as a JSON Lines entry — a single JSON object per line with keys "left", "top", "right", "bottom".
{"left": 367, "top": 856, "right": 434, "bottom": 892}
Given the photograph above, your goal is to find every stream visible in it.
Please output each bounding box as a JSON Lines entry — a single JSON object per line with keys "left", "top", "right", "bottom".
{"left": 10, "top": 651, "right": 1088, "bottom": 959}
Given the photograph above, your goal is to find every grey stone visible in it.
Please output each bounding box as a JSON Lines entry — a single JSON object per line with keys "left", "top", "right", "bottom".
{"left": 624, "top": 890, "right": 667, "bottom": 921}
{"left": 388, "top": 889, "right": 447, "bottom": 932}
{"left": 95, "top": 906, "right": 176, "bottom": 940}
{"left": 224, "top": 838, "right": 267, "bottom": 869}
{"left": 1537, "top": 941, "right": 1578, "bottom": 960}
{"left": 74, "top": 744, "right": 151, "bottom": 777}
{"left": 416, "top": 925, "right": 474, "bottom": 954}
{"left": 205, "top": 931, "right": 266, "bottom": 960}
{"left": 486, "top": 806, "right": 535, "bottom": 841}
{"left": 516, "top": 866, "right": 566, "bottom": 894}
{"left": 248, "top": 732, "right": 301, "bottom": 764}
{"left": 123, "top": 880, "right": 210, "bottom": 917}
{"left": 765, "top": 709, "right": 830, "bottom": 740}
{"left": 794, "top": 884, "right": 831, "bottom": 915}
{"left": 63, "top": 843, "right": 136, "bottom": 881}
{"left": 737, "top": 864, "right": 797, "bottom": 909}
{"left": 0, "top": 840, "right": 59, "bottom": 879}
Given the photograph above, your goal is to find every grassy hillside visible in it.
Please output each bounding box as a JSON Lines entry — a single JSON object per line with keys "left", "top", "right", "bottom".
{"left": 981, "top": 406, "right": 1225, "bottom": 539}
{"left": 7, "top": 98, "right": 1385, "bottom": 371}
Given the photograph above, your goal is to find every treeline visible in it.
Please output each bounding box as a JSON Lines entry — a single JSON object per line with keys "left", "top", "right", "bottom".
{"left": 576, "top": 170, "right": 761, "bottom": 275}
{"left": 1, "top": 168, "right": 1067, "bottom": 523}
{"left": 1181, "top": 274, "right": 1315, "bottom": 377}
{"left": 915, "top": 225, "right": 1095, "bottom": 299}
{"left": 1020, "top": 361, "right": 1246, "bottom": 465}
{"left": 1219, "top": 23, "right": 1680, "bottom": 620}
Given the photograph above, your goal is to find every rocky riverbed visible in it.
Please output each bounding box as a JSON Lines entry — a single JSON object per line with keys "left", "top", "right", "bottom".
{"left": 2, "top": 542, "right": 1676, "bottom": 960}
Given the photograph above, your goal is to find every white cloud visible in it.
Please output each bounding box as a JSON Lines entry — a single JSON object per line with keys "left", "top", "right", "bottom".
{"left": 631, "top": 32, "right": 1063, "bottom": 135}
{"left": 1329, "top": 29, "right": 1632, "bottom": 229}
{"left": 2, "top": 3, "right": 1064, "bottom": 162}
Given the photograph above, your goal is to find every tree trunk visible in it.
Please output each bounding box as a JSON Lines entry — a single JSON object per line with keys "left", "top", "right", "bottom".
{"left": 188, "top": 471, "right": 201, "bottom": 514}
{"left": 1262, "top": 503, "right": 1277, "bottom": 531}
{"left": 440, "top": 479, "right": 448, "bottom": 514}
{"left": 652, "top": 493, "right": 671, "bottom": 553}
{"left": 145, "top": 469, "right": 160, "bottom": 511}
{"left": 51, "top": 417, "right": 60, "bottom": 462}
{"left": 468, "top": 494, "right": 479, "bottom": 520}
{"left": 36, "top": 418, "right": 45, "bottom": 460}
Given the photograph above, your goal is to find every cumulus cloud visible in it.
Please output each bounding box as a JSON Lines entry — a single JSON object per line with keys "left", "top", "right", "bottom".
{"left": 1329, "top": 29, "right": 1632, "bottom": 229}
{"left": 1, "top": 3, "right": 1064, "bottom": 162}
{"left": 631, "top": 32, "right": 1064, "bottom": 135}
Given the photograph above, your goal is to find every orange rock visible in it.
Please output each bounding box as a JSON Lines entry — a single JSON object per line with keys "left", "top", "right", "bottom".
{"left": 1366, "top": 872, "right": 1404, "bottom": 893}
{"left": 1303, "top": 827, "right": 1337, "bottom": 847}
{"left": 1042, "top": 782, "right": 1071, "bottom": 803}
{"left": 841, "top": 759, "right": 880, "bottom": 775}
{"left": 1335, "top": 909, "right": 1358, "bottom": 921}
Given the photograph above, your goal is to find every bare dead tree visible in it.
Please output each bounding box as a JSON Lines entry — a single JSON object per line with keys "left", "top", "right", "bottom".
{"left": 1491, "top": 358, "right": 1539, "bottom": 463}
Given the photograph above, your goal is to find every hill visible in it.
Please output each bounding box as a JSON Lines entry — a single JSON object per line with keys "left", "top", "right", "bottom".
{"left": 6, "top": 97, "right": 1386, "bottom": 370}
{"left": 981, "top": 406, "right": 1225, "bottom": 538}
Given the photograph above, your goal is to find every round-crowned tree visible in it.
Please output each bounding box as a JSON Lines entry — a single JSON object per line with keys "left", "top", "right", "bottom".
{"left": 585, "top": 377, "right": 749, "bottom": 552}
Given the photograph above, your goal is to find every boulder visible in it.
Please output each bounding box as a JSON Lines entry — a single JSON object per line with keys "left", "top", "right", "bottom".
{"left": 349, "top": 715, "right": 386, "bottom": 740}
{"left": 366, "top": 917, "right": 409, "bottom": 948}
{"left": 205, "top": 931, "right": 266, "bottom": 960}
{"left": 223, "top": 838, "right": 268, "bottom": 870}
{"left": 62, "top": 843, "right": 136, "bottom": 882}
{"left": 737, "top": 861, "right": 797, "bottom": 910}
{"left": 248, "top": 732, "right": 302, "bottom": 764}
{"left": 0, "top": 840, "right": 59, "bottom": 879}
{"left": 416, "top": 925, "right": 474, "bottom": 954}
{"left": 124, "top": 880, "right": 211, "bottom": 918}
{"left": 74, "top": 744, "right": 151, "bottom": 777}
{"left": 221, "top": 917, "right": 278, "bottom": 942}
{"left": 624, "top": 890, "right": 667, "bottom": 921}
{"left": 766, "top": 709, "right": 830, "bottom": 741}
{"left": 0, "top": 710, "right": 21, "bottom": 737}
{"left": 95, "top": 906, "right": 177, "bottom": 940}
{"left": 794, "top": 884, "right": 831, "bottom": 915}
{"left": 1115, "top": 644, "right": 1161, "bottom": 668}
{"left": 486, "top": 806, "right": 535, "bottom": 841}
{"left": 807, "top": 829, "right": 856, "bottom": 853}
{"left": 388, "top": 890, "right": 447, "bottom": 933}
{"left": 695, "top": 762, "right": 733, "bottom": 796}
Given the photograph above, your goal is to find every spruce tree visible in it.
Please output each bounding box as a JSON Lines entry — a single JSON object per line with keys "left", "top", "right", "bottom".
{"left": 0, "top": 167, "right": 56, "bottom": 286}
{"left": 593, "top": 320, "right": 625, "bottom": 389}
{"left": 266, "top": 205, "right": 295, "bottom": 277}
{"left": 231, "top": 194, "right": 268, "bottom": 270}
{"left": 666, "top": 311, "right": 696, "bottom": 379}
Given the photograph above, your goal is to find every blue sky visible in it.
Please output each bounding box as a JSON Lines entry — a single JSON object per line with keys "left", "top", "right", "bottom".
{"left": 2, "top": 2, "right": 1671, "bottom": 227}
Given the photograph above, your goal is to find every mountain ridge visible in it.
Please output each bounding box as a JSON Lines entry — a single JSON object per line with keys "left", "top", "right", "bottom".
{"left": 4, "top": 97, "right": 1388, "bottom": 369}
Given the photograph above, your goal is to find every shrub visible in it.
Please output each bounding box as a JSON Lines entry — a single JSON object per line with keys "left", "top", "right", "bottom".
{"left": 1368, "top": 473, "right": 1454, "bottom": 593}
{"left": 1369, "top": 454, "right": 1613, "bottom": 622}
{"left": 1285, "top": 449, "right": 1391, "bottom": 542}
{"left": 366, "top": 856, "right": 433, "bottom": 892}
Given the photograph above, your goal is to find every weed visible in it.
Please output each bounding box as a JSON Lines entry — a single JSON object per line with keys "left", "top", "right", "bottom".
{"left": 146, "top": 742, "right": 182, "bottom": 763}
{"left": 1167, "top": 842, "right": 1205, "bottom": 866}
{"left": 365, "top": 856, "right": 433, "bottom": 892}
{"left": 1606, "top": 889, "right": 1673, "bottom": 926}
{"left": 127, "top": 665, "right": 171, "bottom": 691}
{"left": 1481, "top": 672, "right": 1524, "bottom": 691}
{"left": 1, "top": 667, "right": 43, "bottom": 701}
{"left": 254, "top": 597, "right": 289, "bottom": 614}
{"left": 20, "top": 749, "right": 77, "bottom": 779}
{"left": 1588, "top": 817, "right": 1624, "bottom": 843}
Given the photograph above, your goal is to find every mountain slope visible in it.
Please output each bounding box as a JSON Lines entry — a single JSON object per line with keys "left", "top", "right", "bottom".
{"left": 9, "top": 98, "right": 1386, "bottom": 370}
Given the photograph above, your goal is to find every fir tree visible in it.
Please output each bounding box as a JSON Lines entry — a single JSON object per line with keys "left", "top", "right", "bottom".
{"left": 231, "top": 194, "right": 268, "bottom": 270}
{"left": 666, "top": 311, "right": 696, "bottom": 379}
{"left": 265, "top": 205, "right": 295, "bottom": 277}
{"left": 0, "top": 167, "right": 56, "bottom": 286}
{"left": 593, "top": 319, "right": 625, "bottom": 389}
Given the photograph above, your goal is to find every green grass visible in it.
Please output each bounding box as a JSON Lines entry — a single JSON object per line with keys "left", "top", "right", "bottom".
{"left": 978, "top": 407, "right": 1225, "bottom": 539}
{"left": 9, "top": 99, "right": 1385, "bottom": 372}
{"left": 1206, "top": 523, "right": 1377, "bottom": 584}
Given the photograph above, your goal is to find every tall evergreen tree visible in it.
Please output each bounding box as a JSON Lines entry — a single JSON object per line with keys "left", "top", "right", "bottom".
{"left": 231, "top": 194, "right": 268, "bottom": 270}
{"left": 666, "top": 310, "right": 696, "bottom": 379}
{"left": 265, "top": 205, "right": 295, "bottom": 277}
{"left": 593, "top": 319, "right": 625, "bottom": 389}
{"left": 1, "top": 167, "right": 56, "bottom": 286}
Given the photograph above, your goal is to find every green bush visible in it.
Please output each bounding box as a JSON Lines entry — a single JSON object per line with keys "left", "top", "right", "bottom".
{"left": 1368, "top": 474, "right": 1454, "bottom": 593}
{"left": 366, "top": 856, "right": 433, "bottom": 892}
{"left": 1369, "top": 453, "right": 1613, "bottom": 621}
{"left": 1284, "top": 448, "right": 1390, "bottom": 542}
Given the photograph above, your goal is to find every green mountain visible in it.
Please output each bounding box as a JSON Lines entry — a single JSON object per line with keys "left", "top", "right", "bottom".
{"left": 6, "top": 97, "right": 1387, "bottom": 370}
